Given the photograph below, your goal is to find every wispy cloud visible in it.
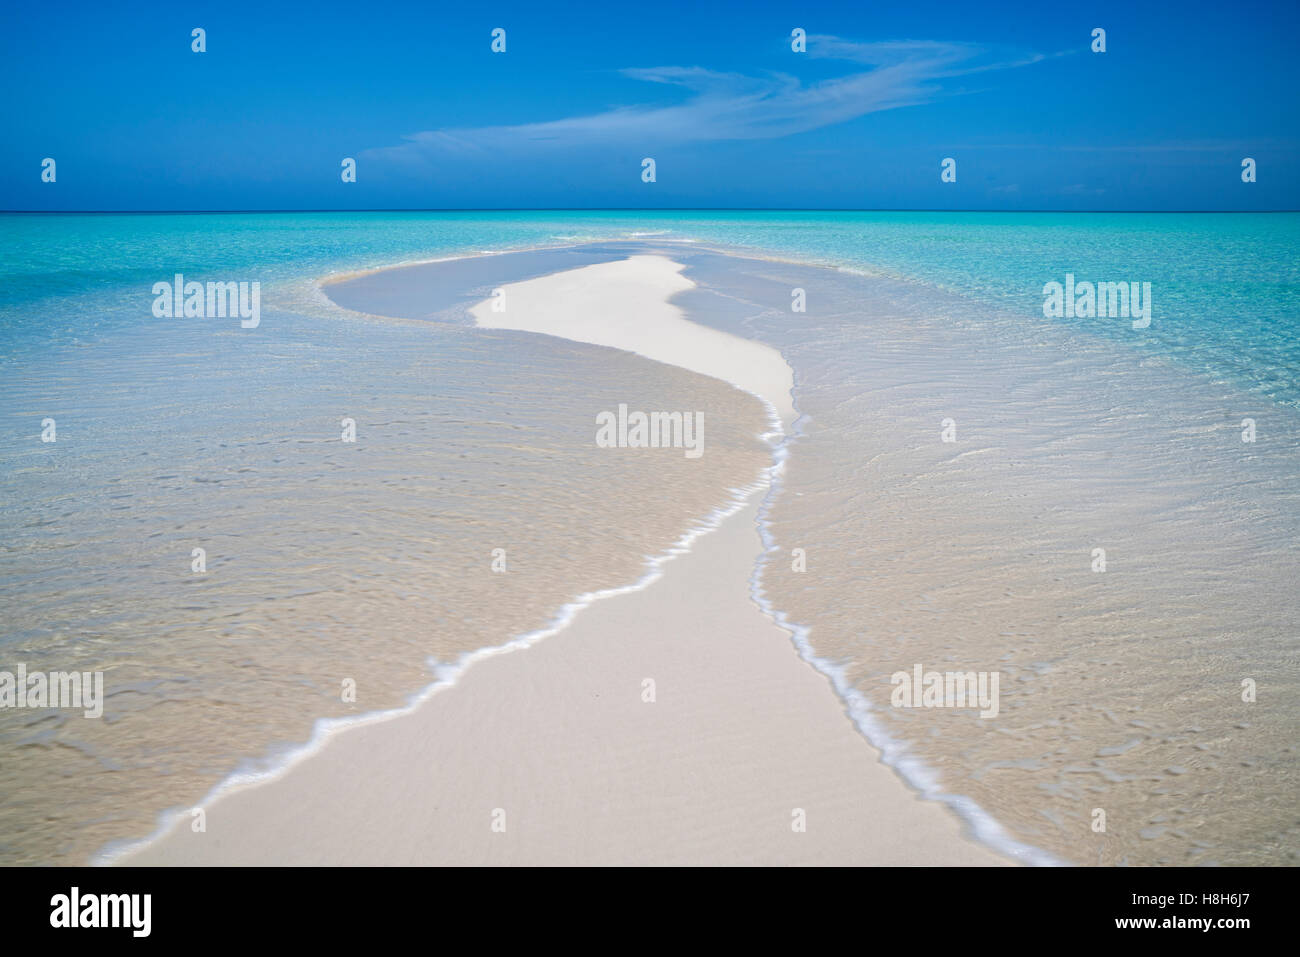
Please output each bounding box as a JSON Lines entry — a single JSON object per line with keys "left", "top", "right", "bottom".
{"left": 946, "top": 139, "right": 1290, "bottom": 153}
{"left": 364, "top": 36, "right": 1053, "bottom": 166}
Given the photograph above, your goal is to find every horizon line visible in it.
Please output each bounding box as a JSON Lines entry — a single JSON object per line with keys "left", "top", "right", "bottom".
{"left": 3, "top": 208, "right": 1298, "bottom": 215}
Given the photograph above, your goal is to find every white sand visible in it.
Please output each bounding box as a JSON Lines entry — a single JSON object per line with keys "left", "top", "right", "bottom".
{"left": 115, "top": 255, "right": 1005, "bottom": 866}
{"left": 472, "top": 254, "right": 797, "bottom": 428}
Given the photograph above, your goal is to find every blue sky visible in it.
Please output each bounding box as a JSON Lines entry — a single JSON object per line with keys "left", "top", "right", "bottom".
{"left": 3, "top": 0, "right": 1297, "bottom": 210}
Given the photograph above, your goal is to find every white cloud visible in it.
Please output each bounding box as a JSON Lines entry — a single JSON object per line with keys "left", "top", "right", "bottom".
{"left": 363, "top": 37, "right": 1051, "bottom": 167}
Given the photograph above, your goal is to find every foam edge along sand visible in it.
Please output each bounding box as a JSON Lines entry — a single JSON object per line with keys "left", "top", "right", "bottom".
{"left": 747, "top": 384, "right": 1067, "bottom": 867}
{"left": 96, "top": 468, "right": 778, "bottom": 865}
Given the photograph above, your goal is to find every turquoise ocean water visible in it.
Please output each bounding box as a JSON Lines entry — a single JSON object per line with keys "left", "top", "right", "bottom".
{"left": 4, "top": 211, "right": 1299, "bottom": 411}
